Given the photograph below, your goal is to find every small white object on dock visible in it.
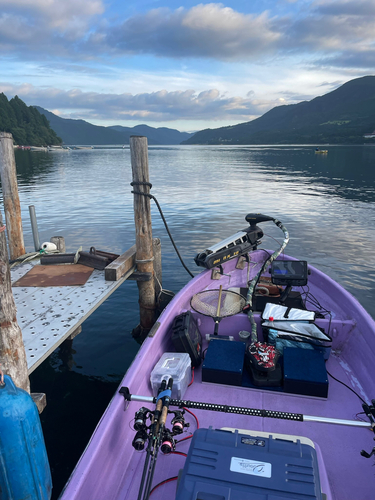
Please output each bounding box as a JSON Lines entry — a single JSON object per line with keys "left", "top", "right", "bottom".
{"left": 11, "top": 261, "right": 135, "bottom": 374}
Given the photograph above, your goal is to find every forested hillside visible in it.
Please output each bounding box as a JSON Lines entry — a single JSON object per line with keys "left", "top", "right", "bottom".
{"left": 184, "top": 76, "right": 375, "bottom": 145}
{"left": 0, "top": 94, "right": 61, "bottom": 146}
{"left": 35, "top": 107, "right": 192, "bottom": 145}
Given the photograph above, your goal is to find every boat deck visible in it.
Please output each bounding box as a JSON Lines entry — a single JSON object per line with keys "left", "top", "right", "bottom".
{"left": 11, "top": 260, "right": 133, "bottom": 373}
{"left": 119, "top": 344, "right": 372, "bottom": 500}
{"left": 59, "top": 251, "right": 375, "bottom": 500}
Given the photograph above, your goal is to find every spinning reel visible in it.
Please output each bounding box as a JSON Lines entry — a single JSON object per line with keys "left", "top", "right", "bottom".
{"left": 131, "top": 407, "right": 189, "bottom": 454}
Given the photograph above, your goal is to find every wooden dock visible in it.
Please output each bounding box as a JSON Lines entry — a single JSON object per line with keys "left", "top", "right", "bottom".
{"left": 11, "top": 259, "right": 136, "bottom": 374}
{"left": 1, "top": 133, "right": 159, "bottom": 397}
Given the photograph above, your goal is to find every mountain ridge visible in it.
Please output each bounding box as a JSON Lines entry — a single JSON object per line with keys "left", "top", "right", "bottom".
{"left": 34, "top": 107, "right": 193, "bottom": 145}
{"left": 183, "top": 76, "right": 375, "bottom": 145}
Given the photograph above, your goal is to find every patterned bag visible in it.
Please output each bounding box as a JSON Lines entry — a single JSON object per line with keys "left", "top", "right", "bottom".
{"left": 245, "top": 342, "right": 280, "bottom": 372}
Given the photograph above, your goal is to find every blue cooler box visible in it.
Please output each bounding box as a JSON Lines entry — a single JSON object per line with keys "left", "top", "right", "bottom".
{"left": 176, "top": 427, "right": 322, "bottom": 500}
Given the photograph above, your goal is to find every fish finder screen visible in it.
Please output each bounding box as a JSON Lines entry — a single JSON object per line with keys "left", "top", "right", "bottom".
{"left": 271, "top": 260, "right": 308, "bottom": 286}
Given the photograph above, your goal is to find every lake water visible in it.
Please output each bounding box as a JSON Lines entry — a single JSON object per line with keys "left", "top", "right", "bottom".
{"left": 10, "top": 144, "right": 375, "bottom": 498}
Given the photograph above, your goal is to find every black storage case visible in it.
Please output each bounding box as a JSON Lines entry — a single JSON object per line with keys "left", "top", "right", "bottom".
{"left": 171, "top": 311, "right": 202, "bottom": 367}
{"left": 253, "top": 291, "right": 305, "bottom": 312}
{"left": 202, "top": 339, "right": 245, "bottom": 386}
{"left": 176, "top": 427, "right": 323, "bottom": 500}
{"left": 283, "top": 347, "right": 328, "bottom": 398}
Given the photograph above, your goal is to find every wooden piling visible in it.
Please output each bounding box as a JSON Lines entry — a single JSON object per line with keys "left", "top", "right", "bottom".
{"left": 50, "top": 236, "right": 66, "bottom": 253}
{"left": 130, "top": 136, "right": 156, "bottom": 332}
{"left": 0, "top": 208, "right": 30, "bottom": 393}
{"left": 0, "top": 132, "right": 26, "bottom": 260}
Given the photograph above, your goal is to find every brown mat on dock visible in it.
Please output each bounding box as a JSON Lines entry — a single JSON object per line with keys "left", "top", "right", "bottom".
{"left": 13, "top": 264, "right": 94, "bottom": 287}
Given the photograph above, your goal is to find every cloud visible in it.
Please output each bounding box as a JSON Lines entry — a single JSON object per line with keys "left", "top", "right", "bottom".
{"left": 0, "top": 0, "right": 104, "bottom": 33}
{"left": 0, "top": 0, "right": 104, "bottom": 56}
{"left": 103, "top": 4, "right": 281, "bottom": 60}
{"left": 1, "top": 0, "right": 375, "bottom": 71}
{"left": 284, "top": 0, "right": 375, "bottom": 64}
{"left": 0, "top": 82, "right": 285, "bottom": 123}
{"left": 92, "top": 1, "right": 375, "bottom": 71}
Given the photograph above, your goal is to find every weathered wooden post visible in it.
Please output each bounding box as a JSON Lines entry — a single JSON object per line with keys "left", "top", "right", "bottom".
{"left": 0, "top": 208, "right": 30, "bottom": 393}
{"left": 130, "top": 136, "right": 156, "bottom": 334}
{"left": 0, "top": 132, "right": 26, "bottom": 260}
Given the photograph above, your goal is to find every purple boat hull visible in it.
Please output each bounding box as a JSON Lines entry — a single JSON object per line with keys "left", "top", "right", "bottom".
{"left": 60, "top": 251, "right": 375, "bottom": 500}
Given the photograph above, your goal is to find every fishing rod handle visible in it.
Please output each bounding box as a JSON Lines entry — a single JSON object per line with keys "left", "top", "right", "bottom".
{"left": 159, "top": 406, "right": 168, "bottom": 426}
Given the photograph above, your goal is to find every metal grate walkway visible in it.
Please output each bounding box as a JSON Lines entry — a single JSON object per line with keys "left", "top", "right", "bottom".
{"left": 11, "top": 261, "right": 134, "bottom": 374}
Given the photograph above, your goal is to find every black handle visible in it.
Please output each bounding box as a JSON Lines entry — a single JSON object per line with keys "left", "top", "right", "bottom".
{"left": 245, "top": 213, "right": 275, "bottom": 226}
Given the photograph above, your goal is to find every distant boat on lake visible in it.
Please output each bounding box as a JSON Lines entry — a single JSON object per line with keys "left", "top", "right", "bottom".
{"left": 47, "top": 145, "right": 71, "bottom": 151}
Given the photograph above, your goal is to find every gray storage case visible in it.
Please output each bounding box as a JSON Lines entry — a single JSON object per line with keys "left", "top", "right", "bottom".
{"left": 176, "top": 427, "right": 322, "bottom": 500}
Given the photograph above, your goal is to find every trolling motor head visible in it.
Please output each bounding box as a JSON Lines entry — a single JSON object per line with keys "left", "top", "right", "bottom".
{"left": 245, "top": 213, "right": 275, "bottom": 227}
{"left": 194, "top": 213, "right": 275, "bottom": 269}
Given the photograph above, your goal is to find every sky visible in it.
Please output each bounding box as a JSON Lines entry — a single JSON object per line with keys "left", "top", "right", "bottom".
{"left": 0, "top": 0, "right": 374, "bottom": 132}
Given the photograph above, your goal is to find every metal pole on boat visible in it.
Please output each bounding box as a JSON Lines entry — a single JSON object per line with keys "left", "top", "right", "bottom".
{"left": 0, "top": 132, "right": 26, "bottom": 260}
{"left": 130, "top": 136, "right": 156, "bottom": 335}
{"left": 120, "top": 388, "right": 373, "bottom": 429}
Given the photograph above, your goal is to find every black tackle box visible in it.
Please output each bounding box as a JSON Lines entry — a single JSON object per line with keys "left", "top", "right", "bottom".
{"left": 171, "top": 311, "right": 202, "bottom": 367}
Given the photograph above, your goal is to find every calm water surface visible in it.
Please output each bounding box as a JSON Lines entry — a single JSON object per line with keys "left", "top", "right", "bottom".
{"left": 9, "top": 145, "right": 375, "bottom": 497}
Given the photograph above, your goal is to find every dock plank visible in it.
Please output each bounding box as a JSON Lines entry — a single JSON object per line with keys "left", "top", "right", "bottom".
{"left": 104, "top": 245, "right": 136, "bottom": 281}
{"left": 11, "top": 260, "right": 136, "bottom": 374}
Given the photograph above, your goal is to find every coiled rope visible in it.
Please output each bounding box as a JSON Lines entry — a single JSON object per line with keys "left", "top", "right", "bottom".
{"left": 131, "top": 181, "right": 194, "bottom": 278}
{"left": 10, "top": 248, "right": 60, "bottom": 268}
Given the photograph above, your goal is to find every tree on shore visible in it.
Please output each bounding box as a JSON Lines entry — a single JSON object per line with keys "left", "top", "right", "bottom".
{"left": 0, "top": 93, "right": 62, "bottom": 146}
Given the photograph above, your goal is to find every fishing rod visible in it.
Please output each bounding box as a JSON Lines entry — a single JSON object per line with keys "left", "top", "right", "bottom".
{"left": 120, "top": 386, "right": 374, "bottom": 430}
{"left": 135, "top": 378, "right": 174, "bottom": 500}
{"left": 136, "top": 381, "right": 165, "bottom": 500}
{"left": 143, "top": 377, "right": 173, "bottom": 500}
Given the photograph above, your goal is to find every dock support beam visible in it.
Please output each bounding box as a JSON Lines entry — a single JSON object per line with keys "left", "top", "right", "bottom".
{"left": 0, "top": 132, "right": 26, "bottom": 260}
{"left": 0, "top": 209, "right": 30, "bottom": 393}
{"left": 130, "top": 136, "right": 156, "bottom": 334}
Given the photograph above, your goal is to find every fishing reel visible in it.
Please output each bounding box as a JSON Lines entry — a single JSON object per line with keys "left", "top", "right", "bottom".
{"left": 132, "top": 429, "right": 149, "bottom": 451}
{"left": 160, "top": 428, "right": 176, "bottom": 454}
{"left": 170, "top": 410, "right": 190, "bottom": 435}
{"left": 131, "top": 404, "right": 190, "bottom": 454}
{"left": 132, "top": 407, "right": 152, "bottom": 451}
{"left": 134, "top": 407, "right": 151, "bottom": 431}
{"left": 160, "top": 410, "right": 190, "bottom": 453}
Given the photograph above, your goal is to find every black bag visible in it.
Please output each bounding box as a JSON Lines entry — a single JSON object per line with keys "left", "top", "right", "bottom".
{"left": 171, "top": 312, "right": 202, "bottom": 367}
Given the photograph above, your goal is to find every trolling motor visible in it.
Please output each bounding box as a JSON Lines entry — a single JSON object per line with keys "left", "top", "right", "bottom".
{"left": 194, "top": 213, "right": 275, "bottom": 269}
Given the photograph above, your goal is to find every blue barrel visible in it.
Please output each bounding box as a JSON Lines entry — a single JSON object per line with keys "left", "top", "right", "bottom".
{"left": 0, "top": 375, "right": 52, "bottom": 499}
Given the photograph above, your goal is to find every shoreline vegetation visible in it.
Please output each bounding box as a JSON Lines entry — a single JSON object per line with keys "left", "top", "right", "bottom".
{"left": 0, "top": 94, "right": 61, "bottom": 147}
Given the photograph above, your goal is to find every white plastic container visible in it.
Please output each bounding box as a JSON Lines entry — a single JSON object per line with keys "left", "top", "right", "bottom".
{"left": 150, "top": 352, "right": 191, "bottom": 399}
